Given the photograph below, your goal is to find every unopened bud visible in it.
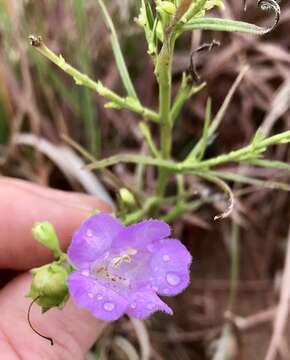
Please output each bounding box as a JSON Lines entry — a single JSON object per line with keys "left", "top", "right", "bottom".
{"left": 28, "top": 263, "right": 69, "bottom": 312}
{"left": 119, "top": 188, "right": 136, "bottom": 207}
{"left": 32, "top": 222, "right": 62, "bottom": 258}
{"left": 157, "top": 1, "right": 176, "bottom": 15}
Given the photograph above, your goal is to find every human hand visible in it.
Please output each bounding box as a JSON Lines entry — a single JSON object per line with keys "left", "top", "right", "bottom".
{"left": 0, "top": 178, "right": 110, "bottom": 359}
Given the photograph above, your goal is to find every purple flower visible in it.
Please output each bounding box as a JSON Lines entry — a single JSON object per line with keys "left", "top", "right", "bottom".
{"left": 67, "top": 213, "right": 192, "bottom": 321}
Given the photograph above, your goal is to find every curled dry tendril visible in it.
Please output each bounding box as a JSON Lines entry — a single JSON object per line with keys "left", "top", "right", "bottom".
{"left": 258, "top": 0, "right": 281, "bottom": 31}
{"left": 188, "top": 40, "right": 220, "bottom": 82}
{"left": 243, "top": 0, "right": 281, "bottom": 32}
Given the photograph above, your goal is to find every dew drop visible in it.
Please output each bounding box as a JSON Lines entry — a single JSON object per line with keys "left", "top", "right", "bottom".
{"left": 130, "top": 302, "right": 137, "bottom": 309}
{"left": 103, "top": 302, "right": 115, "bottom": 312}
{"left": 81, "top": 270, "right": 89, "bottom": 276}
{"left": 86, "top": 229, "right": 93, "bottom": 237}
{"left": 146, "top": 303, "right": 155, "bottom": 310}
{"left": 163, "top": 288, "right": 170, "bottom": 294}
{"left": 153, "top": 266, "right": 159, "bottom": 272}
{"left": 88, "top": 293, "right": 93, "bottom": 298}
{"left": 97, "top": 294, "right": 103, "bottom": 300}
{"left": 162, "top": 254, "right": 170, "bottom": 262}
{"left": 166, "top": 272, "right": 181, "bottom": 286}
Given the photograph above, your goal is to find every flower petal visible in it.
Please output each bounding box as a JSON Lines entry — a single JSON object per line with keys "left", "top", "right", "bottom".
{"left": 68, "top": 272, "right": 128, "bottom": 321}
{"left": 126, "top": 288, "right": 173, "bottom": 319}
{"left": 68, "top": 213, "right": 124, "bottom": 268}
{"left": 149, "top": 239, "right": 192, "bottom": 296}
{"left": 114, "top": 219, "right": 171, "bottom": 251}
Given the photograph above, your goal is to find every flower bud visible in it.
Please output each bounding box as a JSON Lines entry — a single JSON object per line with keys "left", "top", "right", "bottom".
{"left": 28, "top": 263, "right": 69, "bottom": 312}
{"left": 119, "top": 188, "right": 136, "bottom": 207}
{"left": 157, "top": 1, "right": 176, "bottom": 16}
{"left": 205, "top": 0, "right": 225, "bottom": 11}
{"left": 32, "top": 222, "right": 62, "bottom": 258}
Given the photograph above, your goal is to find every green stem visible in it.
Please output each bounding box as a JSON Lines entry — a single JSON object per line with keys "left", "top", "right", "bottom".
{"left": 155, "top": 35, "right": 175, "bottom": 200}
{"left": 161, "top": 200, "right": 203, "bottom": 222}
{"left": 29, "top": 37, "right": 159, "bottom": 123}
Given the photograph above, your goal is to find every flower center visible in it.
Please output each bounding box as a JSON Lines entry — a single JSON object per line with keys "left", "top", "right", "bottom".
{"left": 111, "top": 248, "right": 137, "bottom": 268}
{"left": 90, "top": 248, "right": 139, "bottom": 289}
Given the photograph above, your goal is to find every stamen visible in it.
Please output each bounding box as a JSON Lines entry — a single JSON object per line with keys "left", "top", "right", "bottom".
{"left": 111, "top": 248, "right": 138, "bottom": 268}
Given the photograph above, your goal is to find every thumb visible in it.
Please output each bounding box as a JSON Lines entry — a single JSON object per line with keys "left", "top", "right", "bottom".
{"left": 0, "top": 273, "right": 106, "bottom": 360}
{"left": 0, "top": 177, "right": 111, "bottom": 269}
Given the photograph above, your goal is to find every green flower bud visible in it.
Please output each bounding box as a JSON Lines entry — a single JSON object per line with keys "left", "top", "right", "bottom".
{"left": 28, "top": 263, "right": 69, "bottom": 312}
{"left": 157, "top": 1, "right": 176, "bottom": 15}
{"left": 205, "top": 0, "right": 225, "bottom": 11}
{"left": 32, "top": 222, "right": 62, "bottom": 258}
{"left": 119, "top": 188, "right": 136, "bottom": 207}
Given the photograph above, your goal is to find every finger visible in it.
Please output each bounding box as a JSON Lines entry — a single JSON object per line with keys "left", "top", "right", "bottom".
{"left": 0, "top": 177, "right": 111, "bottom": 269}
{"left": 0, "top": 273, "right": 106, "bottom": 360}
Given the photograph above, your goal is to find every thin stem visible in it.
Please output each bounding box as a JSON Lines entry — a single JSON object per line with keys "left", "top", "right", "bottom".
{"left": 139, "top": 123, "right": 160, "bottom": 157}
{"left": 29, "top": 36, "right": 159, "bottom": 123}
{"left": 171, "top": 79, "right": 206, "bottom": 125}
{"left": 161, "top": 199, "right": 203, "bottom": 222}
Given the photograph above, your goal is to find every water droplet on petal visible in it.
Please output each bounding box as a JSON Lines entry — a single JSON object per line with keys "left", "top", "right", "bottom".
{"left": 154, "top": 266, "right": 159, "bottom": 272}
{"left": 162, "top": 254, "right": 170, "bottom": 262}
{"left": 86, "top": 229, "right": 93, "bottom": 237}
{"left": 97, "top": 294, "right": 103, "bottom": 300}
{"left": 146, "top": 302, "right": 155, "bottom": 310}
{"left": 88, "top": 293, "right": 93, "bottom": 298}
{"left": 103, "top": 302, "right": 115, "bottom": 311}
{"left": 152, "top": 286, "right": 159, "bottom": 292}
{"left": 130, "top": 302, "right": 137, "bottom": 309}
{"left": 166, "top": 272, "right": 181, "bottom": 286}
{"left": 81, "top": 270, "right": 89, "bottom": 276}
{"left": 163, "top": 288, "right": 170, "bottom": 294}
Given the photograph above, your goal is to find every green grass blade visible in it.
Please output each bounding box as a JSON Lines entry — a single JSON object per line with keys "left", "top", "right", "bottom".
{"left": 97, "top": 0, "right": 138, "bottom": 99}
{"left": 73, "top": 0, "right": 100, "bottom": 156}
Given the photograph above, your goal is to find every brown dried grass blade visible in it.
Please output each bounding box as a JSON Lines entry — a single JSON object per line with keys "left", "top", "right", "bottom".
{"left": 265, "top": 219, "right": 290, "bottom": 360}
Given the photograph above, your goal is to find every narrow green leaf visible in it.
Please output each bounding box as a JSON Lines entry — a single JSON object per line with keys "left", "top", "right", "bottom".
{"left": 247, "top": 159, "right": 290, "bottom": 172}
{"left": 209, "top": 170, "right": 290, "bottom": 192}
{"left": 181, "top": 17, "right": 271, "bottom": 35}
{"left": 144, "top": 0, "right": 154, "bottom": 29}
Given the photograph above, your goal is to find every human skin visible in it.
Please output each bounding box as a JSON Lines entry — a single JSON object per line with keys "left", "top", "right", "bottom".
{"left": 0, "top": 177, "right": 109, "bottom": 360}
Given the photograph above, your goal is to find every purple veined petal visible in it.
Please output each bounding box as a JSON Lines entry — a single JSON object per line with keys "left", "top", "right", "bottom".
{"left": 113, "top": 219, "right": 171, "bottom": 251}
{"left": 68, "top": 272, "right": 128, "bottom": 321}
{"left": 149, "top": 239, "right": 192, "bottom": 296}
{"left": 68, "top": 213, "right": 124, "bottom": 268}
{"left": 126, "top": 288, "right": 173, "bottom": 319}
